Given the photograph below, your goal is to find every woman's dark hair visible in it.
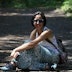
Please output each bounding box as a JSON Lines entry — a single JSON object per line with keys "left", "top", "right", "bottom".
{"left": 31, "top": 11, "right": 46, "bottom": 27}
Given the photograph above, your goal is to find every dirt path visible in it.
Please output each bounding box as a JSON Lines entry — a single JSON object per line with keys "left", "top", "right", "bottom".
{"left": 0, "top": 8, "right": 72, "bottom": 71}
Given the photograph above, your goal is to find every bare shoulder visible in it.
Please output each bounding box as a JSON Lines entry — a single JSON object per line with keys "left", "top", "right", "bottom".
{"left": 30, "top": 29, "right": 36, "bottom": 40}
{"left": 42, "top": 28, "right": 53, "bottom": 34}
{"left": 31, "top": 29, "right": 36, "bottom": 33}
{"left": 41, "top": 29, "right": 53, "bottom": 39}
{"left": 30, "top": 29, "right": 37, "bottom": 36}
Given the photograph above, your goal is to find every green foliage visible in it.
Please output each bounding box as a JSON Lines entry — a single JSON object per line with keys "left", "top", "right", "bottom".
{"left": 61, "top": 0, "right": 72, "bottom": 13}
{"left": 0, "top": 0, "right": 63, "bottom": 8}
{"left": 0, "top": 0, "right": 12, "bottom": 8}
{"left": 12, "top": 0, "right": 26, "bottom": 8}
{"left": 25, "top": 0, "right": 63, "bottom": 8}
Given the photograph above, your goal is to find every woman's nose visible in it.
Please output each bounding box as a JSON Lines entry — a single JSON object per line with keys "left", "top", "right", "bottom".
{"left": 37, "top": 21, "right": 39, "bottom": 24}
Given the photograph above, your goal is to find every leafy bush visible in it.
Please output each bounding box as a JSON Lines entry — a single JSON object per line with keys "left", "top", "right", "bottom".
{"left": 0, "top": 0, "right": 63, "bottom": 8}
{"left": 61, "top": 0, "right": 72, "bottom": 13}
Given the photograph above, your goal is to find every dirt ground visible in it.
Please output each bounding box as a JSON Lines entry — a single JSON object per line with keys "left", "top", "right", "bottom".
{"left": 0, "top": 35, "right": 29, "bottom": 64}
{"left": 0, "top": 35, "right": 72, "bottom": 72}
{"left": 0, "top": 8, "right": 72, "bottom": 72}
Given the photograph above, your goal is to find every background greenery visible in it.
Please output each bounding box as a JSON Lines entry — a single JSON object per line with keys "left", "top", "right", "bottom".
{"left": 0, "top": 0, "right": 72, "bottom": 13}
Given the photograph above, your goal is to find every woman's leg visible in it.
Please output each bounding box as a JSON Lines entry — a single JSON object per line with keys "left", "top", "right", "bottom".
{"left": 1, "top": 40, "right": 59, "bottom": 70}
{"left": 16, "top": 43, "right": 59, "bottom": 70}
{"left": 16, "top": 47, "right": 49, "bottom": 70}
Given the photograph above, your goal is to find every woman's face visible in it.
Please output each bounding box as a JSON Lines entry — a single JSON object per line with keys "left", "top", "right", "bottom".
{"left": 33, "top": 14, "right": 44, "bottom": 30}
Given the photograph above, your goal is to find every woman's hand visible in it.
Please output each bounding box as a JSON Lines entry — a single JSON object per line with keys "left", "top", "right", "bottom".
{"left": 10, "top": 50, "right": 16, "bottom": 58}
{"left": 10, "top": 49, "right": 20, "bottom": 58}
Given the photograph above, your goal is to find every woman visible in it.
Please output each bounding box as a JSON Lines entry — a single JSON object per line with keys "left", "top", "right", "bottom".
{"left": 1, "top": 11, "right": 59, "bottom": 70}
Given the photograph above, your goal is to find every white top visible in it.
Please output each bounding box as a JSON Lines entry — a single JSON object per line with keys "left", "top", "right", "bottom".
{"left": 36, "top": 26, "right": 59, "bottom": 54}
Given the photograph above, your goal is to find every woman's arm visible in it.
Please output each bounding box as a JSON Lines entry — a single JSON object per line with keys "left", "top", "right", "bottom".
{"left": 11, "top": 29, "right": 53, "bottom": 57}
{"left": 14, "top": 29, "right": 53, "bottom": 51}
